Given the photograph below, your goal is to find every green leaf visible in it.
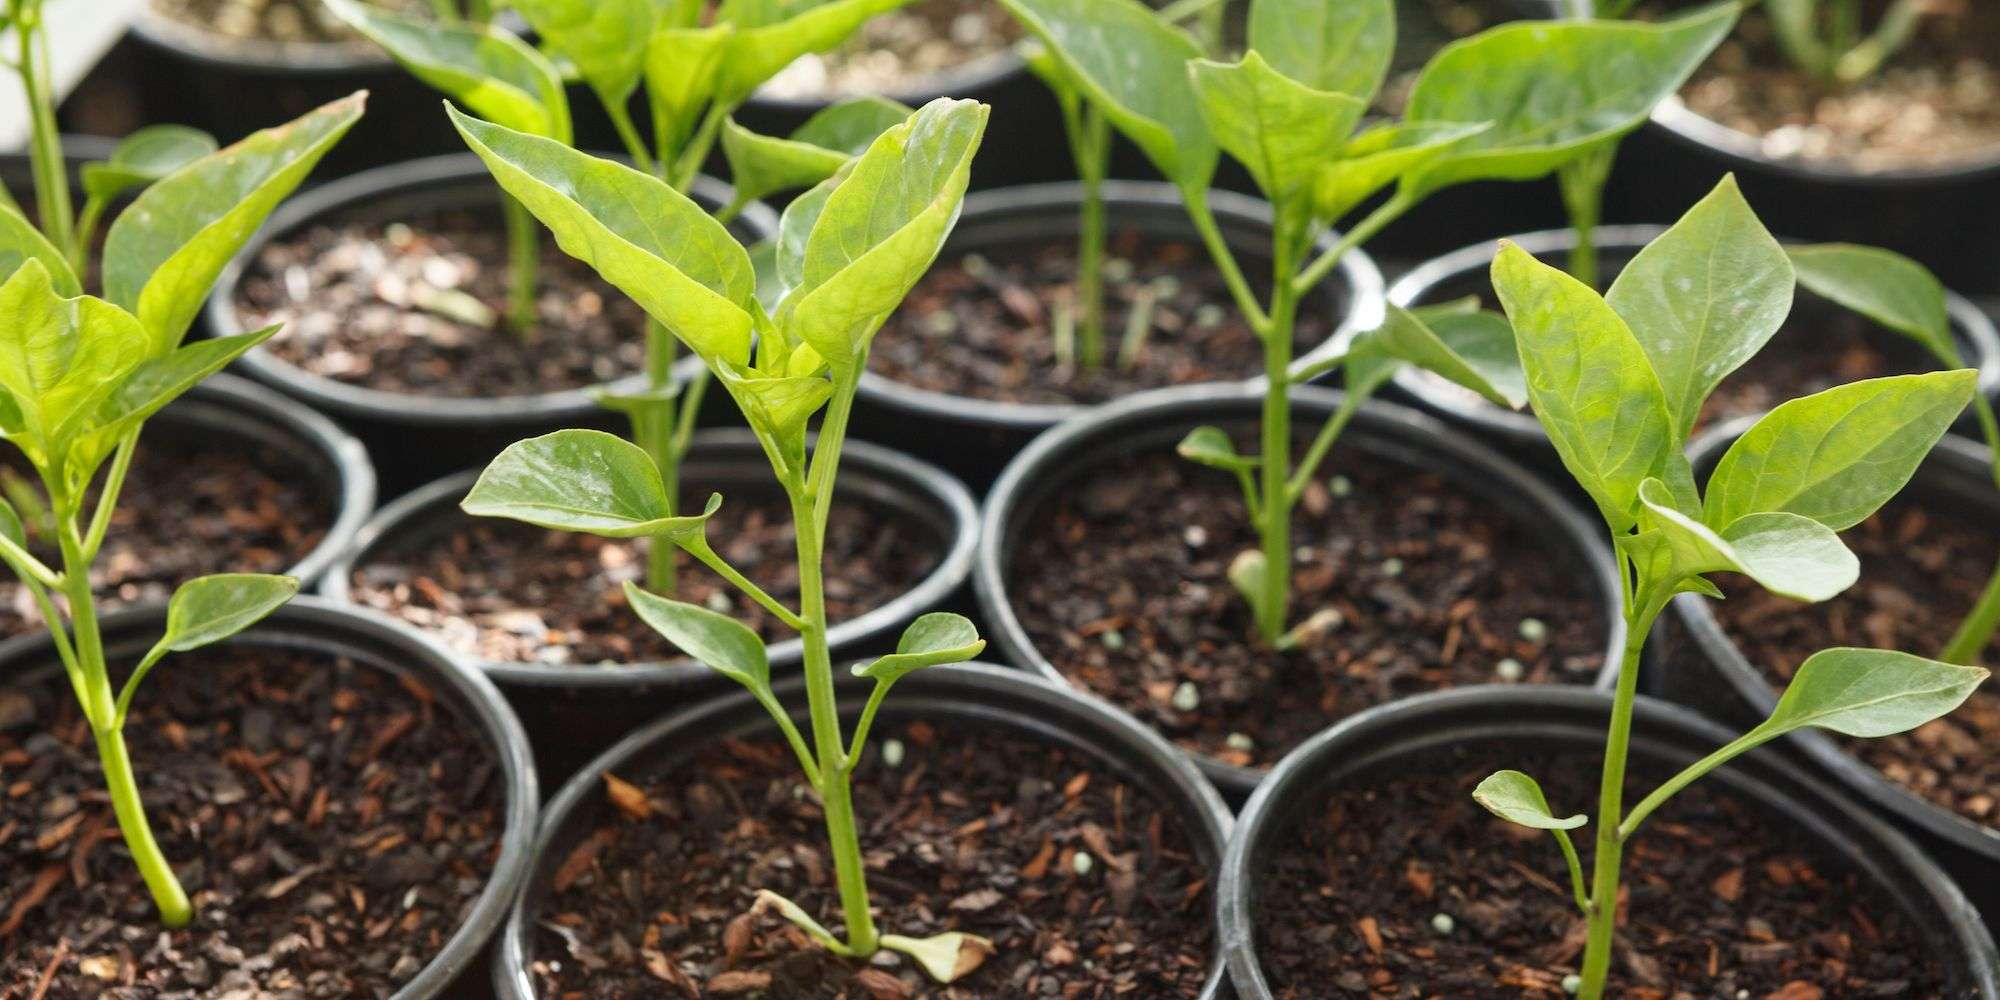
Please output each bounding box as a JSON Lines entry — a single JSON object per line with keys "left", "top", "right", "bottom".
{"left": 713, "top": 361, "right": 832, "bottom": 449}
{"left": 720, "top": 121, "right": 853, "bottom": 207}
{"left": 323, "top": 0, "right": 569, "bottom": 141}
{"left": 792, "top": 96, "right": 915, "bottom": 151}
{"left": 1605, "top": 175, "right": 1793, "bottom": 438}
{"left": 1189, "top": 52, "right": 1367, "bottom": 203}
{"left": 1704, "top": 371, "right": 1978, "bottom": 532}
{"left": 0, "top": 262, "right": 148, "bottom": 463}
{"left": 1788, "top": 244, "right": 1963, "bottom": 368}
{"left": 80, "top": 125, "right": 220, "bottom": 203}
{"left": 780, "top": 99, "right": 987, "bottom": 366}
{"left": 999, "top": 0, "right": 1217, "bottom": 189}
{"left": 853, "top": 612, "right": 985, "bottom": 685}
{"left": 1490, "top": 242, "right": 1680, "bottom": 532}
{"left": 94, "top": 326, "right": 281, "bottom": 434}
{"left": 1248, "top": 0, "right": 1392, "bottom": 101}
{"left": 1404, "top": 3, "right": 1736, "bottom": 197}
{"left": 771, "top": 170, "right": 840, "bottom": 309}
{"left": 1472, "top": 769, "right": 1585, "bottom": 830}
{"left": 450, "top": 106, "right": 758, "bottom": 367}
{"left": 1638, "top": 479, "right": 1857, "bottom": 603}
{"left": 0, "top": 202, "right": 80, "bottom": 297}
{"left": 1348, "top": 303, "right": 1525, "bottom": 409}
{"left": 154, "top": 574, "right": 299, "bottom": 653}
{"left": 715, "top": 0, "right": 911, "bottom": 105}
{"left": 461, "top": 429, "right": 723, "bottom": 538}
{"left": 0, "top": 494, "right": 22, "bottom": 548}
{"left": 1227, "top": 549, "right": 1270, "bottom": 624}
{"left": 622, "top": 580, "right": 769, "bottom": 691}
{"left": 645, "top": 26, "right": 729, "bottom": 152}
{"left": 509, "top": 0, "right": 654, "bottom": 110}
{"left": 1312, "top": 120, "right": 1489, "bottom": 222}
{"left": 1762, "top": 647, "right": 1988, "bottom": 739}
{"left": 1176, "top": 425, "right": 1258, "bottom": 473}
{"left": 104, "top": 92, "right": 366, "bottom": 353}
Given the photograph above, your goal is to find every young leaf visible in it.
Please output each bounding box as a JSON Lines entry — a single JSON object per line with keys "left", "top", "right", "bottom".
{"left": 1347, "top": 303, "right": 1525, "bottom": 409}
{"left": 1605, "top": 175, "right": 1793, "bottom": 437}
{"left": 645, "top": 26, "right": 729, "bottom": 152}
{"left": 1247, "top": 0, "right": 1391, "bottom": 102}
{"left": 713, "top": 361, "right": 833, "bottom": 453}
{"left": 1312, "top": 121, "right": 1488, "bottom": 223}
{"left": 0, "top": 203, "right": 80, "bottom": 296}
{"left": 152, "top": 573, "right": 300, "bottom": 654}
{"left": 1788, "top": 244, "right": 1964, "bottom": 368}
{"left": 103, "top": 92, "right": 366, "bottom": 353}
{"left": 1490, "top": 242, "right": 1681, "bottom": 532}
{"left": 69, "top": 326, "right": 285, "bottom": 477}
{"left": 1188, "top": 52, "right": 1367, "bottom": 203}
{"left": 1177, "top": 425, "right": 1258, "bottom": 473}
{"left": 853, "top": 611, "right": 986, "bottom": 685}
{"left": 322, "top": 0, "right": 570, "bottom": 141}
{"left": 81, "top": 125, "right": 220, "bottom": 203}
{"left": 721, "top": 120, "right": 850, "bottom": 207}
{"left": 1472, "top": 770, "right": 1585, "bottom": 830}
{"left": 0, "top": 494, "right": 21, "bottom": 548}
{"left": 714, "top": 0, "right": 911, "bottom": 105}
{"left": 1703, "top": 371, "right": 1978, "bottom": 532}
{"left": 1762, "top": 647, "right": 1988, "bottom": 739}
{"left": 0, "top": 262, "right": 148, "bottom": 462}
{"left": 790, "top": 96, "right": 915, "bottom": 152}
{"left": 622, "top": 580, "right": 770, "bottom": 691}
{"left": 461, "top": 429, "right": 722, "bottom": 538}
{"left": 450, "top": 106, "right": 758, "bottom": 366}
{"left": 509, "top": 0, "right": 654, "bottom": 111}
{"left": 1638, "top": 479, "right": 1857, "bottom": 603}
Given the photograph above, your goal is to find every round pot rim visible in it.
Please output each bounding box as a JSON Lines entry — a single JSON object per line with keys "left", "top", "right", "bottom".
{"left": 1650, "top": 95, "right": 2000, "bottom": 187}
{"left": 1384, "top": 224, "right": 2000, "bottom": 444}
{"left": 747, "top": 47, "right": 1028, "bottom": 112}
{"left": 1217, "top": 683, "right": 2000, "bottom": 999}
{"left": 320, "top": 428, "right": 981, "bottom": 689}
{"left": 1670, "top": 418, "right": 2000, "bottom": 860}
{"left": 131, "top": 6, "right": 401, "bottom": 74}
{"left": 853, "top": 179, "right": 1388, "bottom": 431}
{"left": 491, "top": 661, "right": 1233, "bottom": 1000}
{"left": 202, "top": 153, "right": 779, "bottom": 426}
{"left": 0, "top": 595, "right": 540, "bottom": 1000}
{"left": 971, "top": 380, "right": 1627, "bottom": 795}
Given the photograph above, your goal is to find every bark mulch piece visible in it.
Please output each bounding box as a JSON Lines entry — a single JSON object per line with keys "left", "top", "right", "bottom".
{"left": 531, "top": 718, "right": 1215, "bottom": 998}
{"left": 1710, "top": 494, "right": 2000, "bottom": 830}
{"left": 0, "top": 645, "right": 503, "bottom": 998}
{"left": 1255, "top": 745, "right": 1949, "bottom": 997}
{"left": 1008, "top": 439, "right": 1608, "bottom": 771}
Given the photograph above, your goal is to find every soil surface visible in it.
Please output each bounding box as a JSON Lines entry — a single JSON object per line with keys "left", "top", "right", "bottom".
{"left": 149, "top": 0, "right": 428, "bottom": 45}
{"left": 870, "top": 233, "right": 1335, "bottom": 407}
{"left": 0, "top": 644, "right": 504, "bottom": 998}
{"left": 760, "top": 0, "right": 1021, "bottom": 100}
{"left": 1006, "top": 437, "right": 1609, "bottom": 770}
{"left": 529, "top": 717, "right": 1215, "bottom": 997}
{"left": 235, "top": 206, "right": 654, "bottom": 399}
{"left": 1709, "top": 492, "right": 2000, "bottom": 830}
{"left": 350, "top": 491, "right": 940, "bottom": 666}
{"left": 0, "top": 433, "right": 334, "bottom": 640}
{"left": 1254, "top": 744, "right": 1951, "bottom": 996}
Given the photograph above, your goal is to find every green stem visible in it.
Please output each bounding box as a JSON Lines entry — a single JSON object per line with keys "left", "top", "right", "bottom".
{"left": 16, "top": 2, "right": 73, "bottom": 262}
{"left": 1285, "top": 389, "right": 1362, "bottom": 504}
{"left": 606, "top": 100, "right": 658, "bottom": 176}
{"left": 501, "top": 194, "right": 540, "bottom": 332}
{"left": 82, "top": 433, "right": 138, "bottom": 559}
{"left": 1290, "top": 190, "right": 1415, "bottom": 299}
{"left": 671, "top": 104, "right": 729, "bottom": 193}
{"left": 1074, "top": 105, "right": 1109, "bottom": 369}
{"left": 1253, "top": 214, "right": 1303, "bottom": 644}
{"left": 1558, "top": 145, "right": 1613, "bottom": 290}
{"left": 1183, "top": 185, "right": 1270, "bottom": 331}
{"left": 641, "top": 320, "right": 680, "bottom": 596}
{"left": 1941, "top": 556, "right": 2000, "bottom": 665}
{"left": 1617, "top": 727, "right": 1771, "bottom": 841}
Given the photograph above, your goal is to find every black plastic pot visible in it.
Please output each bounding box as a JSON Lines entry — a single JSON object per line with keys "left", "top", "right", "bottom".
{"left": 1657, "top": 420, "right": 2000, "bottom": 918}
{"left": 973, "top": 382, "right": 1625, "bottom": 798}
{"left": 1385, "top": 225, "right": 2000, "bottom": 465}
{"left": 202, "top": 153, "right": 778, "bottom": 497}
{"left": 0, "top": 596, "right": 539, "bottom": 1000}
{"left": 1218, "top": 685, "right": 1999, "bottom": 998}
{"left": 850, "top": 181, "right": 1385, "bottom": 489}
{"left": 490, "top": 663, "right": 1232, "bottom": 999}
{"left": 321, "top": 430, "right": 979, "bottom": 781}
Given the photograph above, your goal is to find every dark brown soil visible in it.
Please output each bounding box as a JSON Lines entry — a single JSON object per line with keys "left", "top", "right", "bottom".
{"left": 1006, "top": 437, "right": 1610, "bottom": 770}
{"left": 350, "top": 492, "right": 940, "bottom": 666}
{"left": 1254, "top": 745, "right": 1952, "bottom": 997}
{"left": 234, "top": 206, "right": 652, "bottom": 398}
{"left": 869, "top": 232, "right": 1334, "bottom": 407}
{"left": 1709, "top": 493, "right": 2000, "bottom": 830}
{"left": 530, "top": 717, "right": 1214, "bottom": 997}
{"left": 0, "top": 433, "right": 334, "bottom": 640}
{"left": 0, "top": 643, "right": 504, "bottom": 997}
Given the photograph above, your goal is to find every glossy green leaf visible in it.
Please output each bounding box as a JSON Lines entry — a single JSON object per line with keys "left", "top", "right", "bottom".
{"left": 999, "top": 0, "right": 1217, "bottom": 189}
{"left": 0, "top": 262, "right": 148, "bottom": 461}
{"left": 645, "top": 26, "right": 729, "bottom": 152}
{"left": 451, "top": 106, "right": 758, "bottom": 366}
{"left": 720, "top": 121, "right": 852, "bottom": 206}
{"left": 510, "top": 0, "right": 654, "bottom": 109}
{"left": 1472, "top": 769, "right": 1585, "bottom": 830}
{"left": 323, "top": 0, "right": 568, "bottom": 141}
{"left": 104, "top": 92, "right": 366, "bottom": 353}
{"left": 1704, "top": 371, "right": 1978, "bottom": 532}
{"left": 1176, "top": 425, "right": 1257, "bottom": 473}
{"left": 81, "top": 125, "right": 220, "bottom": 203}
{"left": 1639, "top": 479, "right": 1857, "bottom": 602}
{"left": 1788, "top": 243, "right": 1963, "bottom": 367}
{"left": 1491, "top": 242, "right": 1680, "bottom": 532}
{"left": 713, "top": 361, "right": 832, "bottom": 449}
{"left": 1404, "top": 4, "right": 1736, "bottom": 197}
{"left": 1762, "top": 647, "right": 1987, "bottom": 739}
{"left": 853, "top": 612, "right": 986, "bottom": 685}
{"left": 0, "top": 203, "right": 80, "bottom": 296}
{"left": 1348, "top": 303, "right": 1525, "bottom": 409}
{"left": 770, "top": 170, "right": 840, "bottom": 309}
{"left": 623, "top": 580, "right": 770, "bottom": 691}
{"left": 461, "top": 429, "right": 723, "bottom": 538}
{"left": 0, "top": 494, "right": 21, "bottom": 549}
{"left": 70, "top": 325, "right": 284, "bottom": 476}
{"left": 1312, "top": 120, "right": 1488, "bottom": 222}
{"left": 715, "top": 0, "right": 911, "bottom": 105}
{"left": 154, "top": 574, "right": 299, "bottom": 654}
{"left": 1605, "top": 175, "right": 1793, "bottom": 437}
{"left": 1248, "top": 0, "right": 1391, "bottom": 101}
{"left": 1189, "top": 52, "right": 1366, "bottom": 202}
{"left": 792, "top": 96, "right": 916, "bottom": 152}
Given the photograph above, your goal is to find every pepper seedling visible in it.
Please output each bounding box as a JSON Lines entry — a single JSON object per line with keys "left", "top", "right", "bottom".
{"left": 453, "top": 99, "right": 996, "bottom": 980}
{"left": 1475, "top": 176, "right": 1988, "bottom": 1000}
{"left": 1764, "top": 0, "right": 1934, "bottom": 87}
{"left": 0, "top": 95, "right": 366, "bottom": 928}
{"left": 1006, "top": 0, "right": 1734, "bottom": 647}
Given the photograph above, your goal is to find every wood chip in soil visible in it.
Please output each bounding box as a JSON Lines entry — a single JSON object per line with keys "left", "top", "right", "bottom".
{"left": 869, "top": 231, "right": 1334, "bottom": 407}
{"left": 1007, "top": 438, "right": 1609, "bottom": 770}
{"left": 350, "top": 493, "right": 939, "bottom": 666}
{"left": 1709, "top": 492, "right": 2000, "bottom": 830}
{"left": 1254, "top": 745, "right": 1951, "bottom": 997}
{"left": 530, "top": 718, "right": 1214, "bottom": 998}
{"left": 0, "top": 644, "right": 503, "bottom": 998}
{"left": 0, "top": 433, "right": 333, "bottom": 640}
{"left": 235, "top": 206, "right": 653, "bottom": 398}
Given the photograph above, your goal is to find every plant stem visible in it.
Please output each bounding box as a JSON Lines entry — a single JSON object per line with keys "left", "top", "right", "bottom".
{"left": 606, "top": 100, "right": 658, "bottom": 176}
{"left": 1941, "top": 556, "right": 2000, "bottom": 665}
{"left": 671, "top": 104, "right": 729, "bottom": 193}
{"left": 1253, "top": 216, "right": 1303, "bottom": 644}
{"left": 1290, "top": 191, "right": 1414, "bottom": 299}
{"left": 14, "top": 1, "right": 73, "bottom": 266}
{"left": 1558, "top": 145, "right": 1613, "bottom": 290}
{"left": 1061, "top": 101, "right": 1110, "bottom": 370}
{"left": 500, "top": 194, "right": 539, "bottom": 332}
{"left": 639, "top": 321, "right": 680, "bottom": 595}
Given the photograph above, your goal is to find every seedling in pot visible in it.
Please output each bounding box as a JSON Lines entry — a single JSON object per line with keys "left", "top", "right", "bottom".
{"left": 453, "top": 99, "right": 997, "bottom": 979}
{"left": 1765, "top": 0, "right": 1935, "bottom": 87}
{"left": 1006, "top": 0, "right": 1733, "bottom": 647}
{"left": 1476, "top": 176, "right": 1987, "bottom": 999}
{"left": 0, "top": 94, "right": 367, "bottom": 927}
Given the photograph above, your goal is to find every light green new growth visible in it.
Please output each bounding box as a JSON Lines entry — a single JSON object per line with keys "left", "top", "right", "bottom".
{"left": 1768, "top": 0, "right": 1934, "bottom": 86}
